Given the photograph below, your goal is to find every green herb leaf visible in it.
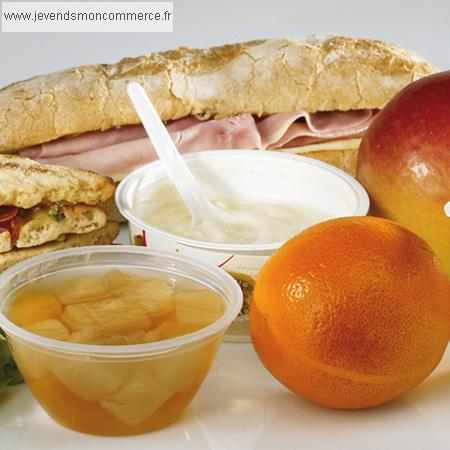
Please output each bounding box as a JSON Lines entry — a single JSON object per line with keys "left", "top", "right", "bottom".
{"left": 48, "top": 209, "right": 64, "bottom": 222}
{"left": 0, "top": 330, "right": 23, "bottom": 393}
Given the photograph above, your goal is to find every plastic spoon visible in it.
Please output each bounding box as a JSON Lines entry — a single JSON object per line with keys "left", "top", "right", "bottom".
{"left": 127, "top": 82, "right": 235, "bottom": 226}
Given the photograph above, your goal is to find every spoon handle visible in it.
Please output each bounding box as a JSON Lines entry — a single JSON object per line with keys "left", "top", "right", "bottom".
{"left": 127, "top": 82, "right": 209, "bottom": 223}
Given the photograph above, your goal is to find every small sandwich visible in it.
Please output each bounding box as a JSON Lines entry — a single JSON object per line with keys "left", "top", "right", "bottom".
{"left": 0, "top": 36, "right": 437, "bottom": 177}
{"left": 0, "top": 155, "right": 120, "bottom": 272}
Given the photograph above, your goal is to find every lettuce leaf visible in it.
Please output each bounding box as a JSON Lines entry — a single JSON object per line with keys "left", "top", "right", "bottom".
{"left": 0, "top": 330, "right": 23, "bottom": 393}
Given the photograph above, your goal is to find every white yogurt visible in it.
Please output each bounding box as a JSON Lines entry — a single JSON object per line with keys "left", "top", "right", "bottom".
{"left": 135, "top": 183, "right": 329, "bottom": 245}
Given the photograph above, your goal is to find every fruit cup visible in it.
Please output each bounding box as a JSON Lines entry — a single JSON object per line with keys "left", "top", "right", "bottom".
{"left": 0, "top": 246, "right": 242, "bottom": 436}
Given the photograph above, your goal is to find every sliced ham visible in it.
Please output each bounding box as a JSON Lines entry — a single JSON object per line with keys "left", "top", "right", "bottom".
{"left": 21, "top": 125, "right": 148, "bottom": 159}
{"left": 30, "top": 114, "right": 261, "bottom": 175}
{"left": 21, "top": 117, "right": 205, "bottom": 160}
{"left": 166, "top": 116, "right": 203, "bottom": 132}
{"left": 174, "top": 114, "right": 261, "bottom": 150}
{"left": 18, "top": 110, "right": 375, "bottom": 176}
{"left": 257, "top": 109, "right": 373, "bottom": 149}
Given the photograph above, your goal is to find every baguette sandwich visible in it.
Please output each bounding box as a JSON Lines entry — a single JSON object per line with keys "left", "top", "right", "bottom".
{"left": 0, "top": 155, "right": 119, "bottom": 272}
{"left": 0, "top": 36, "right": 437, "bottom": 177}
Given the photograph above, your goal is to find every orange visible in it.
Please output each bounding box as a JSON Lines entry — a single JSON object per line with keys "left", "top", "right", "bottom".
{"left": 250, "top": 216, "right": 450, "bottom": 409}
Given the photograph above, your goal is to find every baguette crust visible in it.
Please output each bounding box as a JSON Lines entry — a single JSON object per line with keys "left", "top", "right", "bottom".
{"left": 0, "top": 221, "right": 119, "bottom": 273}
{"left": 0, "top": 36, "right": 437, "bottom": 152}
{"left": 0, "top": 154, "right": 115, "bottom": 208}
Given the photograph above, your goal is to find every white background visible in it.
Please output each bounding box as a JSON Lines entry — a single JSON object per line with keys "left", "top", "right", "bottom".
{"left": 0, "top": 0, "right": 449, "bottom": 88}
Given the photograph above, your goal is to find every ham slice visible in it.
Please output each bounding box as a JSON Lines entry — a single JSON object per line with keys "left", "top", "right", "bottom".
{"left": 21, "top": 125, "right": 148, "bottom": 159}
{"left": 20, "top": 118, "right": 205, "bottom": 160}
{"left": 24, "top": 114, "right": 261, "bottom": 175}
{"left": 257, "top": 109, "right": 373, "bottom": 148}
{"left": 18, "top": 110, "right": 375, "bottom": 175}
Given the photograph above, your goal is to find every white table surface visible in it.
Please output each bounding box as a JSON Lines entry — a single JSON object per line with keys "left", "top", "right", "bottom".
{"left": 2, "top": 341, "right": 450, "bottom": 450}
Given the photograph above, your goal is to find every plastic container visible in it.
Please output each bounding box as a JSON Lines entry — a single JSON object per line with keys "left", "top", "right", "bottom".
{"left": 116, "top": 150, "right": 370, "bottom": 341}
{"left": 0, "top": 246, "right": 242, "bottom": 436}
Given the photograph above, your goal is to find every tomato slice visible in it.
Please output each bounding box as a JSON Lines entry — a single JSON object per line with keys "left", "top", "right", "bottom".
{"left": 0, "top": 206, "right": 18, "bottom": 222}
{"left": 8, "top": 217, "right": 21, "bottom": 242}
{"left": 0, "top": 207, "right": 21, "bottom": 244}
{"left": 0, "top": 216, "right": 21, "bottom": 243}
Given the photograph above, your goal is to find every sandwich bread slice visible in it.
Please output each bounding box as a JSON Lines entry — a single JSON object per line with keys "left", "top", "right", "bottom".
{"left": 0, "top": 222, "right": 119, "bottom": 273}
{"left": 0, "top": 155, "right": 119, "bottom": 271}
{"left": 0, "top": 36, "right": 437, "bottom": 177}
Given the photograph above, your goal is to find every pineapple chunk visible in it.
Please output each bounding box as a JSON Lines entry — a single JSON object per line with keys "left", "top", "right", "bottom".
{"left": 103, "top": 269, "right": 134, "bottom": 291}
{"left": 174, "top": 290, "right": 224, "bottom": 314}
{"left": 68, "top": 328, "right": 147, "bottom": 345}
{"left": 155, "top": 321, "right": 200, "bottom": 339}
{"left": 52, "top": 360, "right": 129, "bottom": 401}
{"left": 8, "top": 292, "right": 63, "bottom": 326}
{"left": 53, "top": 275, "right": 110, "bottom": 305}
{"left": 9, "top": 339, "right": 52, "bottom": 380}
{"left": 144, "top": 328, "right": 161, "bottom": 343}
{"left": 67, "top": 327, "right": 106, "bottom": 344}
{"left": 127, "top": 279, "right": 175, "bottom": 318}
{"left": 100, "top": 371, "right": 173, "bottom": 426}
{"left": 175, "top": 306, "right": 222, "bottom": 327}
{"left": 150, "top": 343, "right": 213, "bottom": 392}
{"left": 23, "top": 319, "right": 69, "bottom": 341}
{"left": 60, "top": 297, "right": 151, "bottom": 334}
{"left": 143, "top": 322, "right": 198, "bottom": 342}
{"left": 102, "top": 331, "right": 147, "bottom": 346}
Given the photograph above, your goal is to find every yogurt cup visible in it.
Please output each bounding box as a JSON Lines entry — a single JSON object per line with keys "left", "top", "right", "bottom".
{"left": 116, "top": 150, "right": 370, "bottom": 341}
